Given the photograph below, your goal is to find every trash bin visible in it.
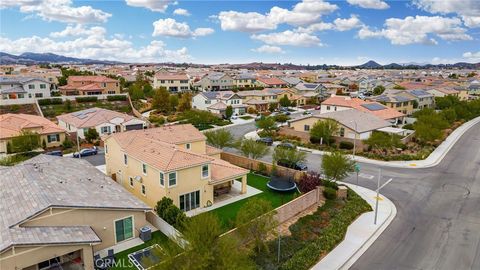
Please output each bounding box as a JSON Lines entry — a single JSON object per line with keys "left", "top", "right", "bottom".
{"left": 139, "top": 226, "right": 151, "bottom": 242}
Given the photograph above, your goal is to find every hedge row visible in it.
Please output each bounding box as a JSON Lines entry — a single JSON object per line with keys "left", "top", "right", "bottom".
{"left": 280, "top": 189, "right": 372, "bottom": 270}
{"left": 38, "top": 98, "right": 63, "bottom": 105}
{"left": 106, "top": 95, "right": 127, "bottom": 101}
{"left": 75, "top": 96, "right": 98, "bottom": 103}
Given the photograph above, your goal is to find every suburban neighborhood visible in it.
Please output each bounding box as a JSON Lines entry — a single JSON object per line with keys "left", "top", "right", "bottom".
{"left": 1, "top": 0, "right": 480, "bottom": 270}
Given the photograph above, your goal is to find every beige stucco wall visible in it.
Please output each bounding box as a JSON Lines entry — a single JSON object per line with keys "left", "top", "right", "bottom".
{"left": 0, "top": 244, "right": 94, "bottom": 270}
{"left": 23, "top": 208, "right": 147, "bottom": 251}
{"left": 105, "top": 137, "right": 214, "bottom": 210}
{"left": 0, "top": 132, "right": 65, "bottom": 153}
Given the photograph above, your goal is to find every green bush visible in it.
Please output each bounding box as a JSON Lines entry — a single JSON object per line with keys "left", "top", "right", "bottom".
{"left": 339, "top": 141, "right": 354, "bottom": 150}
{"left": 322, "top": 180, "right": 338, "bottom": 190}
{"left": 149, "top": 114, "right": 165, "bottom": 126}
{"left": 38, "top": 98, "right": 62, "bottom": 105}
{"left": 273, "top": 114, "right": 290, "bottom": 123}
{"left": 62, "top": 137, "right": 74, "bottom": 149}
{"left": 155, "top": 197, "right": 186, "bottom": 230}
{"left": 107, "top": 95, "right": 127, "bottom": 101}
{"left": 76, "top": 96, "right": 98, "bottom": 103}
{"left": 403, "top": 123, "right": 414, "bottom": 130}
{"left": 257, "top": 163, "right": 268, "bottom": 176}
{"left": 323, "top": 187, "right": 337, "bottom": 200}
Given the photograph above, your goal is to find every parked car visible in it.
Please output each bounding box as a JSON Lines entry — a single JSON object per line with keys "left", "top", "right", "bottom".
{"left": 45, "top": 150, "right": 63, "bottom": 156}
{"left": 315, "top": 106, "right": 321, "bottom": 110}
{"left": 73, "top": 146, "right": 98, "bottom": 158}
{"left": 277, "top": 160, "right": 308, "bottom": 171}
{"left": 256, "top": 137, "right": 273, "bottom": 146}
{"left": 255, "top": 115, "right": 264, "bottom": 121}
{"left": 303, "top": 111, "right": 312, "bottom": 115}
{"left": 283, "top": 111, "right": 291, "bottom": 116}
{"left": 231, "top": 115, "right": 238, "bottom": 120}
{"left": 276, "top": 142, "right": 296, "bottom": 149}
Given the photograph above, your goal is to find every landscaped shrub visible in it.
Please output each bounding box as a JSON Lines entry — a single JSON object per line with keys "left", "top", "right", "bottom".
{"left": 339, "top": 141, "right": 354, "bottom": 150}
{"left": 257, "top": 163, "right": 268, "bottom": 176}
{"left": 323, "top": 187, "right": 337, "bottom": 200}
{"left": 322, "top": 180, "right": 339, "bottom": 190}
{"left": 155, "top": 197, "right": 186, "bottom": 229}
{"left": 403, "top": 123, "right": 414, "bottom": 130}
{"left": 247, "top": 107, "right": 257, "bottom": 114}
{"left": 62, "top": 137, "right": 74, "bottom": 149}
{"left": 166, "top": 115, "right": 177, "bottom": 122}
{"left": 106, "top": 95, "right": 127, "bottom": 101}
{"left": 298, "top": 171, "right": 322, "bottom": 193}
{"left": 38, "top": 98, "right": 63, "bottom": 105}
{"left": 149, "top": 114, "right": 165, "bottom": 126}
{"left": 76, "top": 96, "right": 98, "bottom": 103}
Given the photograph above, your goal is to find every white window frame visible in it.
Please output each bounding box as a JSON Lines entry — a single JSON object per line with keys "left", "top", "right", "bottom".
{"left": 142, "top": 163, "right": 147, "bottom": 175}
{"left": 186, "top": 143, "right": 191, "bottom": 150}
{"left": 129, "top": 177, "right": 134, "bottom": 187}
{"left": 159, "top": 172, "right": 165, "bottom": 187}
{"left": 105, "top": 144, "right": 108, "bottom": 154}
{"left": 201, "top": 164, "right": 209, "bottom": 179}
{"left": 124, "top": 153, "right": 128, "bottom": 165}
{"left": 168, "top": 171, "right": 177, "bottom": 187}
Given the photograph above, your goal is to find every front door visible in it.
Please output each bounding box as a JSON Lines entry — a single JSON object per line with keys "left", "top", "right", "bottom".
{"left": 116, "top": 171, "right": 123, "bottom": 185}
{"left": 115, "top": 125, "right": 121, "bottom": 133}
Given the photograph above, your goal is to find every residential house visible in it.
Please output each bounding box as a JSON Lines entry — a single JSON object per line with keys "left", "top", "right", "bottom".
{"left": 104, "top": 124, "right": 249, "bottom": 212}
{"left": 57, "top": 108, "right": 146, "bottom": 139}
{"left": 367, "top": 93, "right": 415, "bottom": 115}
{"left": 321, "top": 83, "right": 348, "bottom": 95}
{"left": 153, "top": 72, "right": 190, "bottom": 92}
{"left": 0, "top": 155, "right": 151, "bottom": 270}
{"left": 287, "top": 109, "right": 392, "bottom": 145}
{"left": 193, "top": 72, "right": 234, "bottom": 91}
{"left": 192, "top": 91, "right": 247, "bottom": 116}
{"left": 0, "top": 77, "right": 51, "bottom": 105}
{"left": 58, "top": 75, "right": 120, "bottom": 96}
{"left": 427, "top": 88, "right": 460, "bottom": 99}
{"left": 237, "top": 89, "right": 286, "bottom": 112}
{"left": 468, "top": 80, "right": 480, "bottom": 95}
{"left": 400, "top": 89, "right": 435, "bottom": 109}
{"left": 0, "top": 113, "right": 66, "bottom": 153}
{"left": 255, "top": 77, "right": 288, "bottom": 88}
{"left": 234, "top": 73, "right": 257, "bottom": 88}
{"left": 279, "top": 77, "right": 303, "bottom": 87}
{"left": 452, "top": 87, "right": 470, "bottom": 101}
{"left": 321, "top": 96, "right": 405, "bottom": 124}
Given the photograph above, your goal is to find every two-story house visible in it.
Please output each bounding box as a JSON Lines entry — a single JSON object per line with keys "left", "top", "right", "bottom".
{"left": 367, "top": 93, "right": 415, "bottom": 116}
{"left": 255, "top": 77, "right": 288, "bottom": 88}
{"left": 193, "top": 73, "right": 235, "bottom": 91}
{"left": 104, "top": 124, "right": 249, "bottom": 212}
{"left": 0, "top": 77, "right": 51, "bottom": 105}
{"left": 234, "top": 73, "right": 257, "bottom": 88}
{"left": 153, "top": 72, "right": 190, "bottom": 92}
{"left": 57, "top": 107, "right": 146, "bottom": 139}
{"left": 58, "top": 75, "right": 120, "bottom": 96}
{"left": 192, "top": 91, "right": 247, "bottom": 116}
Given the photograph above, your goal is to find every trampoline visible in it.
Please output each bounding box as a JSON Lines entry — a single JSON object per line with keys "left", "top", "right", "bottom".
{"left": 267, "top": 176, "right": 297, "bottom": 192}
{"left": 128, "top": 244, "right": 162, "bottom": 270}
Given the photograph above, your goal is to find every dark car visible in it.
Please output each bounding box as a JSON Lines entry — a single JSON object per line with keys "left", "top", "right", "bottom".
{"left": 276, "top": 142, "right": 296, "bottom": 149}
{"left": 45, "top": 150, "right": 63, "bottom": 156}
{"left": 277, "top": 160, "right": 308, "bottom": 171}
{"left": 256, "top": 137, "right": 273, "bottom": 146}
{"left": 283, "top": 111, "right": 291, "bottom": 116}
{"left": 315, "top": 106, "right": 321, "bottom": 110}
{"left": 73, "top": 147, "right": 98, "bottom": 158}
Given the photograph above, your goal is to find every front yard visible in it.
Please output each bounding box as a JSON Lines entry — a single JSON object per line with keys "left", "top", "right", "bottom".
{"left": 208, "top": 173, "right": 299, "bottom": 232}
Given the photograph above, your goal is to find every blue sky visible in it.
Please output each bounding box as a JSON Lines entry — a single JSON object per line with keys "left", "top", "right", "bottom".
{"left": 0, "top": 0, "right": 479, "bottom": 65}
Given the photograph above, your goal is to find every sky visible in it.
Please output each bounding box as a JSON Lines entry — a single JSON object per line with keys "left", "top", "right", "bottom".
{"left": 0, "top": 0, "right": 479, "bottom": 65}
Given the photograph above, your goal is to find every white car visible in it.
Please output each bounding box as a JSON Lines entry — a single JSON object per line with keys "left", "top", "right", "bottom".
{"left": 231, "top": 115, "right": 238, "bottom": 120}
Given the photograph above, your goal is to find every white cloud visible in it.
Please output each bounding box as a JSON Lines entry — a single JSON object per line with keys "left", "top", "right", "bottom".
{"left": 2, "top": 0, "right": 111, "bottom": 24}
{"left": 251, "top": 30, "right": 322, "bottom": 47}
{"left": 50, "top": 24, "right": 106, "bottom": 38}
{"left": 347, "top": 0, "right": 389, "bottom": 10}
{"left": 414, "top": 0, "right": 480, "bottom": 28}
{"left": 125, "top": 0, "right": 171, "bottom": 12}
{"left": 358, "top": 16, "right": 472, "bottom": 45}
{"left": 463, "top": 51, "right": 480, "bottom": 61}
{"left": 251, "top": 45, "right": 285, "bottom": 54}
{"left": 0, "top": 33, "right": 191, "bottom": 63}
{"left": 296, "top": 22, "right": 334, "bottom": 33}
{"left": 334, "top": 15, "right": 363, "bottom": 31}
{"left": 152, "top": 18, "right": 214, "bottom": 38}
{"left": 173, "top": 8, "right": 190, "bottom": 16}
{"left": 217, "top": 0, "right": 338, "bottom": 32}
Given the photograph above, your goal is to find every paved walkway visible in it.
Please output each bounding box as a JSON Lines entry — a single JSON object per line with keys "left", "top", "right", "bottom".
{"left": 312, "top": 183, "right": 397, "bottom": 270}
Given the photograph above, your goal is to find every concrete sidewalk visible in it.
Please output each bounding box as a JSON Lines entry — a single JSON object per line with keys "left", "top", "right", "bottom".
{"left": 312, "top": 183, "right": 397, "bottom": 270}
{"left": 299, "top": 116, "right": 480, "bottom": 169}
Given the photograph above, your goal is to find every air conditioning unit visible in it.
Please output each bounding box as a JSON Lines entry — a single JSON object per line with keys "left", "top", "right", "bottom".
{"left": 134, "top": 175, "right": 143, "bottom": 183}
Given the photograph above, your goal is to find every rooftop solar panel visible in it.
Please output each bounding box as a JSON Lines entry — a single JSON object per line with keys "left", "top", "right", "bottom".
{"left": 361, "top": 103, "right": 386, "bottom": 111}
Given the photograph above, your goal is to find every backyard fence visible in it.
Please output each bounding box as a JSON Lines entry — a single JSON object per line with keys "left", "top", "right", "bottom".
{"left": 220, "top": 152, "right": 306, "bottom": 182}
{"left": 146, "top": 211, "right": 187, "bottom": 247}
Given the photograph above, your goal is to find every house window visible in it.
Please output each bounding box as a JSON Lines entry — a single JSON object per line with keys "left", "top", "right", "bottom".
{"left": 28, "top": 84, "right": 35, "bottom": 89}
{"left": 186, "top": 143, "right": 191, "bottom": 150}
{"left": 304, "top": 125, "right": 310, "bottom": 131}
{"left": 102, "top": 83, "right": 107, "bottom": 87}
{"left": 202, "top": 164, "right": 209, "bottom": 178}
{"left": 101, "top": 126, "right": 110, "bottom": 134}
{"left": 159, "top": 173, "right": 164, "bottom": 186}
{"left": 108, "top": 91, "right": 115, "bottom": 94}
{"left": 160, "top": 80, "right": 165, "bottom": 83}
{"left": 124, "top": 154, "right": 128, "bottom": 165}
{"left": 47, "top": 134, "right": 60, "bottom": 143}
{"left": 114, "top": 216, "right": 133, "bottom": 243}
{"left": 40, "top": 84, "right": 46, "bottom": 89}
{"left": 340, "top": 127, "right": 345, "bottom": 137}
{"left": 168, "top": 172, "right": 177, "bottom": 187}
{"left": 17, "top": 93, "right": 24, "bottom": 99}
{"left": 35, "top": 93, "right": 43, "bottom": 98}
{"left": 326, "top": 106, "right": 330, "bottom": 110}
{"left": 179, "top": 190, "right": 200, "bottom": 212}
{"left": 142, "top": 164, "right": 147, "bottom": 174}
{"left": 129, "top": 177, "right": 134, "bottom": 187}
{"left": 141, "top": 185, "right": 146, "bottom": 196}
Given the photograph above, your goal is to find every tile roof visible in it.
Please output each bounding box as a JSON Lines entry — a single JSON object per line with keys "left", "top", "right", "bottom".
{"left": 0, "top": 113, "right": 65, "bottom": 140}
{"left": 209, "top": 158, "right": 249, "bottom": 184}
{"left": 205, "top": 145, "right": 223, "bottom": 156}
{"left": 77, "top": 82, "right": 103, "bottom": 91}
{"left": 68, "top": 75, "right": 118, "bottom": 83}
{"left": 155, "top": 73, "right": 188, "bottom": 80}
{"left": 56, "top": 107, "right": 141, "bottom": 129}
{"left": 257, "top": 77, "right": 288, "bottom": 86}
{"left": 0, "top": 155, "right": 150, "bottom": 253}
{"left": 322, "top": 96, "right": 404, "bottom": 120}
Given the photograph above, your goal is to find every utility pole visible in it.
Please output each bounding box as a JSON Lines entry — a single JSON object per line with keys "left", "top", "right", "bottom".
{"left": 277, "top": 228, "right": 281, "bottom": 264}
{"left": 374, "top": 168, "right": 393, "bottom": 225}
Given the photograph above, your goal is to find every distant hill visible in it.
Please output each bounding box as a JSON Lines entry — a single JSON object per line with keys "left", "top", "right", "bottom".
{"left": 0, "top": 52, "right": 122, "bottom": 65}
{"left": 357, "top": 60, "right": 382, "bottom": 69}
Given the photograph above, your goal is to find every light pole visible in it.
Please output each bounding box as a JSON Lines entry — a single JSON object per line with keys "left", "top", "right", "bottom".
{"left": 76, "top": 133, "right": 81, "bottom": 159}
{"left": 374, "top": 169, "right": 393, "bottom": 225}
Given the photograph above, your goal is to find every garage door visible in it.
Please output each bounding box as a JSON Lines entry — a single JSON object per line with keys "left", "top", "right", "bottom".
{"left": 125, "top": 124, "right": 144, "bottom": 131}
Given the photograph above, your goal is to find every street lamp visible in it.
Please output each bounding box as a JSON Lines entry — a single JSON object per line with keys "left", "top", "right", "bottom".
{"left": 374, "top": 169, "right": 393, "bottom": 225}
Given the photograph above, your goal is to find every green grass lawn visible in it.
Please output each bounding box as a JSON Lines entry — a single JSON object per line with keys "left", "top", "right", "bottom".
{"left": 208, "top": 173, "right": 299, "bottom": 231}
{"left": 110, "top": 231, "right": 169, "bottom": 270}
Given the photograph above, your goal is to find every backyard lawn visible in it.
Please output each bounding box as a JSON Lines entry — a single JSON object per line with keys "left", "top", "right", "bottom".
{"left": 111, "top": 231, "right": 169, "bottom": 270}
{"left": 209, "top": 173, "right": 299, "bottom": 231}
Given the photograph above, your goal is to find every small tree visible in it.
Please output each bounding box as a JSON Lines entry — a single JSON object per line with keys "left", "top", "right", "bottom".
{"left": 225, "top": 105, "right": 233, "bottom": 119}
{"left": 268, "top": 102, "right": 277, "bottom": 112}
{"left": 298, "top": 171, "right": 322, "bottom": 193}
{"left": 255, "top": 117, "right": 277, "bottom": 136}
{"left": 238, "top": 139, "right": 270, "bottom": 160}
{"left": 321, "top": 151, "right": 355, "bottom": 182}
{"left": 169, "top": 94, "right": 179, "bottom": 112}
{"left": 273, "top": 147, "right": 306, "bottom": 167}
{"left": 204, "top": 129, "right": 234, "bottom": 149}
{"left": 177, "top": 92, "right": 192, "bottom": 112}
{"left": 152, "top": 87, "right": 171, "bottom": 113}
{"left": 10, "top": 130, "right": 40, "bottom": 153}
{"left": 64, "top": 99, "right": 72, "bottom": 112}
{"left": 84, "top": 128, "right": 99, "bottom": 143}
{"left": 373, "top": 85, "right": 386, "bottom": 95}
{"left": 364, "top": 131, "right": 403, "bottom": 150}
{"left": 309, "top": 119, "right": 339, "bottom": 145}
{"left": 279, "top": 95, "right": 291, "bottom": 107}
{"left": 236, "top": 198, "right": 277, "bottom": 253}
